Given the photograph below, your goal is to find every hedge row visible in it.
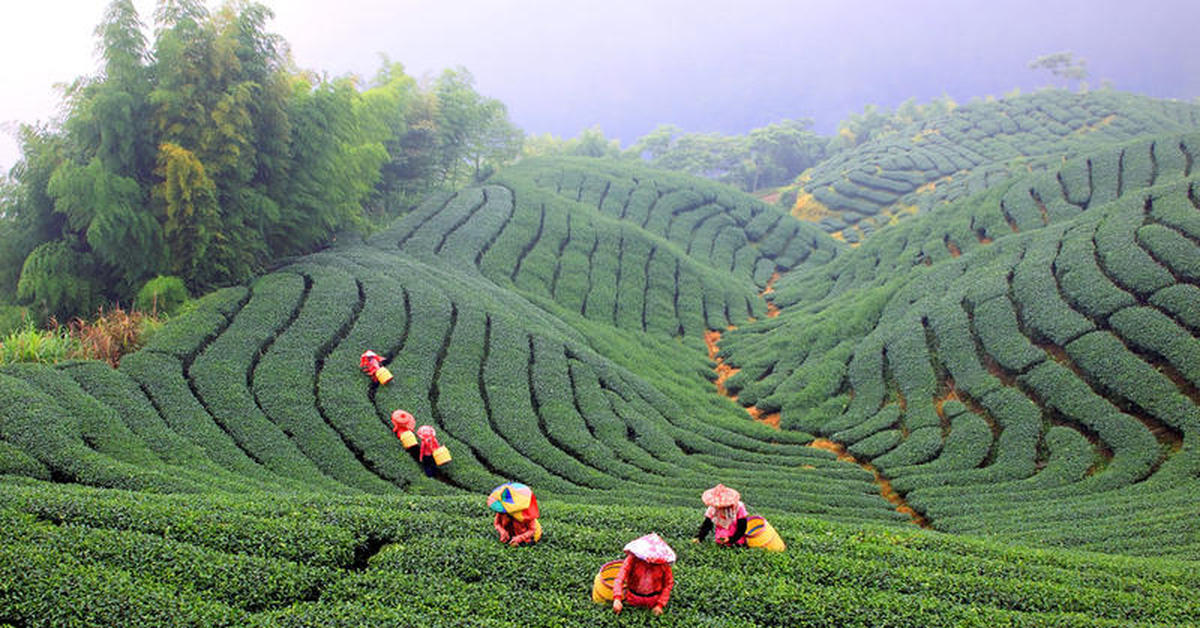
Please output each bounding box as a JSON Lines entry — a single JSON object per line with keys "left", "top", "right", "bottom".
{"left": 801, "top": 93, "right": 1200, "bottom": 230}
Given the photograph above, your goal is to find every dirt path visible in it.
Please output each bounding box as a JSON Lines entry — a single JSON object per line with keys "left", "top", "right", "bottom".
{"left": 701, "top": 272, "right": 784, "bottom": 428}
{"left": 808, "top": 438, "right": 930, "bottom": 528}
{"left": 705, "top": 329, "right": 781, "bottom": 429}
{"left": 702, "top": 271, "right": 928, "bottom": 526}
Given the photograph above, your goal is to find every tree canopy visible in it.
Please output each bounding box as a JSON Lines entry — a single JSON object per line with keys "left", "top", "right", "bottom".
{"left": 0, "top": 0, "right": 522, "bottom": 321}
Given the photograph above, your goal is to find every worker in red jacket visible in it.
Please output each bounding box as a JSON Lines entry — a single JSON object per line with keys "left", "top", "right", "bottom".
{"left": 488, "top": 483, "right": 543, "bottom": 547}
{"left": 612, "top": 533, "right": 675, "bottom": 616}
{"left": 416, "top": 425, "right": 440, "bottom": 477}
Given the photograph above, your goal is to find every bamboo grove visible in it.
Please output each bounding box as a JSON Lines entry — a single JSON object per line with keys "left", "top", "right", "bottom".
{"left": 0, "top": 0, "right": 522, "bottom": 320}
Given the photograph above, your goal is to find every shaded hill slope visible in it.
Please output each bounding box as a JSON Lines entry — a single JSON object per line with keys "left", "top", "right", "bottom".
{"left": 722, "top": 132, "right": 1200, "bottom": 557}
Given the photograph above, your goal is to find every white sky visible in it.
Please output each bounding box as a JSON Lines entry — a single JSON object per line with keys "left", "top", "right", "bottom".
{"left": 3, "top": 1, "right": 1199, "bottom": 175}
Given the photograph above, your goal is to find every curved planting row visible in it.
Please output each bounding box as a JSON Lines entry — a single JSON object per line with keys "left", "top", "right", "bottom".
{"left": 369, "top": 157, "right": 841, "bottom": 340}
{"left": 796, "top": 91, "right": 1200, "bottom": 241}
{"left": 4, "top": 484, "right": 1197, "bottom": 626}
{"left": 726, "top": 170, "right": 1200, "bottom": 556}
{"left": 773, "top": 132, "right": 1200, "bottom": 309}
{"left": 0, "top": 162, "right": 899, "bottom": 524}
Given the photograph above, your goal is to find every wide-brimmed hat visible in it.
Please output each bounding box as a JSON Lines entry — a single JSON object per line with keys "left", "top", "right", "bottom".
{"left": 391, "top": 409, "right": 415, "bottom": 432}
{"left": 623, "top": 533, "right": 676, "bottom": 564}
{"left": 417, "top": 425, "right": 436, "bottom": 439}
{"left": 488, "top": 482, "right": 539, "bottom": 520}
{"left": 702, "top": 484, "right": 740, "bottom": 508}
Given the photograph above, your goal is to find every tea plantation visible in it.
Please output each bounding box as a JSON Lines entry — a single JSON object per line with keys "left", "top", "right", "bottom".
{"left": 2, "top": 90, "right": 1199, "bottom": 625}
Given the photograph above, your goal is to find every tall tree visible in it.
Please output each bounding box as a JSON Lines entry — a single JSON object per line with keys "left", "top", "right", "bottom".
{"left": 155, "top": 142, "right": 223, "bottom": 287}
{"left": 277, "top": 75, "right": 386, "bottom": 252}
{"left": 432, "top": 68, "right": 523, "bottom": 184}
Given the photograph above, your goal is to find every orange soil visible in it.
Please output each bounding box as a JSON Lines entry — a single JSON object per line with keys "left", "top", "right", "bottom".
{"left": 808, "top": 438, "right": 929, "bottom": 528}
{"left": 746, "top": 405, "right": 781, "bottom": 429}
{"left": 934, "top": 385, "right": 959, "bottom": 435}
{"left": 791, "top": 192, "right": 837, "bottom": 223}
{"left": 760, "top": 272, "right": 781, "bottom": 296}
{"left": 1033, "top": 196, "right": 1050, "bottom": 224}
{"left": 934, "top": 389, "right": 959, "bottom": 416}
{"left": 704, "top": 329, "right": 780, "bottom": 430}
{"left": 699, "top": 273, "right": 788, "bottom": 430}
{"left": 705, "top": 329, "right": 740, "bottom": 398}
{"left": 1073, "top": 114, "right": 1117, "bottom": 136}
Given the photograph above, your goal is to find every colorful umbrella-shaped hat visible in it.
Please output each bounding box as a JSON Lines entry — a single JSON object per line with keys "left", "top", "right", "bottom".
{"left": 488, "top": 482, "right": 537, "bottom": 517}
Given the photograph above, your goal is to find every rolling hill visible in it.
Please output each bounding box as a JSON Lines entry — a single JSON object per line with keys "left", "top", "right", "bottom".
{"left": 1, "top": 89, "right": 1198, "bottom": 626}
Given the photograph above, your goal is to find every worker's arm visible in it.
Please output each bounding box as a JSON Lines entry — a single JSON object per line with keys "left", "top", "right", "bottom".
{"left": 509, "top": 521, "right": 536, "bottom": 545}
{"left": 695, "top": 517, "right": 713, "bottom": 541}
{"left": 726, "top": 516, "right": 748, "bottom": 544}
{"left": 493, "top": 513, "right": 510, "bottom": 542}
{"left": 655, "top": 564, "right": 674, "bottom": 610}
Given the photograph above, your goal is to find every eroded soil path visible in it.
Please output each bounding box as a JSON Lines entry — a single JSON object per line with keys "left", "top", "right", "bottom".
{"left": 702, "top": 273, "right": 784, "bottom": 428}
{"left": 703, "top": 273, "right": 929, "bottom": 527}
{"left": 808, "top": 438, "right": 930, "bottom": 528}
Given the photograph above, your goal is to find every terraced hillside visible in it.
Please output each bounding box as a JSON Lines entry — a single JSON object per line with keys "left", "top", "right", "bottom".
{"left": 2, "top": 120, "right": 1199, "bottom": 623}
{"left": 723, "top": 131, "right": 1200, "bottom": 556}
{"left": 795, "top": 90, "right": 1200, "bottom": 242}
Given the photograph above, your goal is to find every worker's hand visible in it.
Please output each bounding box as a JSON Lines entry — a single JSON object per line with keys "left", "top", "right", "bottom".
{"left": 497, "top": 530, "right": 510, "bottom": 543}
{"left": 508, "top": 537, "right": 523, "bottom": 547}
{"left": 651, "top": 605, "right": 664, "bottom": 616}
{"left": 612, "top": 599, "right": 622, "bottom": 614}
{"left": 691, "top": 537, "right": 700, "bottom": 544}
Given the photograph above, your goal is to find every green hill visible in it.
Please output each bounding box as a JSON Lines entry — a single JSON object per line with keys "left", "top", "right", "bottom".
{"left": 2, "top": 95, "right": 1199, "bottom": 625}
{"left": 794, "top": 90, "right": 1200, "bottom": 243}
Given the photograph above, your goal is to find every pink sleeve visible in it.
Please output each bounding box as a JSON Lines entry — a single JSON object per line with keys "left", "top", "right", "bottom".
{"left": 736, "top": 502, "right": 748, "bottom": 518}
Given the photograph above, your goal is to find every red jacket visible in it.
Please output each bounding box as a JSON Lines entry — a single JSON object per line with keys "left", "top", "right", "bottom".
{"left": 493, "top": 512, "right": 538, "bottom": 544}
{"left": 612, "top": 553, "right": 673, "bottom": 609}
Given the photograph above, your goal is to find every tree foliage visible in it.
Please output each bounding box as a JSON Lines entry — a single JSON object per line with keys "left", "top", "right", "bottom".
{"left": 0, "top": 0, "right": 522, "bottom": 320}
{"left": 1029, "top": 51, "right": 1089, "bottom": 90}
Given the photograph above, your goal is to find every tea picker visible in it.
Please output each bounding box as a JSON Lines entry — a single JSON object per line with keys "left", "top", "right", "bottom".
{"left": 593, "top": 533, "right": 675, "bottom": 616}
{"left": 487, "top": 482, "right": 543, "bottom": 546}
{"left": 391, "top": 409, "right": 418, "bottom": 450}
{"left": 360, "top": 350, "right": 393, "bottom": 385}
{"left": 416, "top": 425, "right": 451, "bottom": 476}
{"left": 694, "top": 484, "right": 784, "bottom": 551}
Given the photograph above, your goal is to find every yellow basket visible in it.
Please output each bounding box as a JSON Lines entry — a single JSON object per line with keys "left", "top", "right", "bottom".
{"left": 745, "top": 515, "right": 786, "bottom": 552}
{"left": 591, "top": 559, "right": 623, "bottom": 603}
{"left": 374, "top": 366, "right": 393, "bottom": 385}
{"left": 432, "top": 445, "right": 452, "bottom": 466}
{"left": 399, "top": 430, "right": 417, "bottom": 449}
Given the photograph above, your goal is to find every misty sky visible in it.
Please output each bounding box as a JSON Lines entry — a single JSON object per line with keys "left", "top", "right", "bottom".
{"left": 2, "top": 0, "right": 1198, "bottom": 173}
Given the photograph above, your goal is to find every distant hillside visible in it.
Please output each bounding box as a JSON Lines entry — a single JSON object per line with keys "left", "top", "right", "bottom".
{"left": 793, "top": 90, "right": 1200, "bottom": 243}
